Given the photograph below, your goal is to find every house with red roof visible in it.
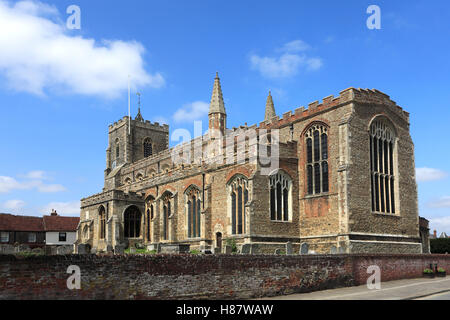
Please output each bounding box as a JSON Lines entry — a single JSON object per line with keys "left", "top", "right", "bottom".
{"left": 43, "top": 210, "right": 80, "bottom": 245}
{"left": 0, "top": 210, "right": 79, "bottom": 249}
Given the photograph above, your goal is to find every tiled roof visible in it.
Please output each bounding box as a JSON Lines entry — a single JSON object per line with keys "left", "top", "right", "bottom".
{"left": 0, "top": 213, "right": 44, "bottom": 232}
{"left": 43, "top": 215, "right": 80, "bottom": 232}
{"left": 0, "top": 213, "right": 80, "bottom": 232}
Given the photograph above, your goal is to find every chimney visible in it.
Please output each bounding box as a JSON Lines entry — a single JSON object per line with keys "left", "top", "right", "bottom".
{"left": 51, "top": 209, "right": 58, "bottom": 217}
{"left": 434, "top": 230, "right": 437, "bottom": 238}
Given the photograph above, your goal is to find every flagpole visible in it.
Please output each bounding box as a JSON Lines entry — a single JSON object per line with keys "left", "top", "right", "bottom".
{"left": 128, "top": 75, "right": 131, "bottom": 135}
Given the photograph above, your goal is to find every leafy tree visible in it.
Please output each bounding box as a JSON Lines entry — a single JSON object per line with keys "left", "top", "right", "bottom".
{"left": 430, "top": 238, "right": 450, "bottom": 254}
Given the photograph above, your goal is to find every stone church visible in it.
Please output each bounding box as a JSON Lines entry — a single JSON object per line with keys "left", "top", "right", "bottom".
{"left": 77, "top": 73, "right": 422, "bottom": 254}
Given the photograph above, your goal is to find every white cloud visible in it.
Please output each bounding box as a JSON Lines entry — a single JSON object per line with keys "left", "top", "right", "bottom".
{"left": 173, "top": 101, "right": 209, "bottom": 123}
{"left": 0, "top": 174, "right": 66, "bottom": 193}
{"left": 0, "top": 0, "right": 164, "bottom": 98}
{"left": 429, "top": 216, "right": 450, "bottom": 234}
{"left": 428, "top": 196, "right": 450, "bottom": 209}
{"left": 21, "top": 170, "right": 47, "bottom": 180}
{"left": 277, "top": 39, "right": 310, "bottom": 53}
{"left": 41, "top": 201, "right": 80, "bottom": 216}
{"left": 250, "top": 40, "right": 323, "bottom": 79}
{"left": 3, "top": 199, "right": 26, "bottom": 210}
{"left": 416, "top": 167, "right": 447, "bottom": 182}
{"left": 35, "top": 182, "right": 66, "bottom": 193}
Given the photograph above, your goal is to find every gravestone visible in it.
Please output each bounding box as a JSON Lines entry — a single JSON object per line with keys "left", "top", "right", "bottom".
{"left": 31, "top": 247, "right": 44, "bottom": 255}
{"left": 300, "top": 243, "right": 309, "bottom": 255}
{"left": 250, "top": 244, "right": 259, "bottom": 254}
{"left": 214, "top": 247, "right": 221, "bottom": 254}
{"left": 241, "top": 244, "right": 251, "bottom": 254}
{"left": 224, "top": 245, "right": 232, "bottom": 254}
{"left": 160, "top": 244, "right": 190, "bottom": 254}
{"left": 114, "top": 244, "right": 125, "bottom": 255}
{"left": 77, "top": 244, "right": 89, "bottom": 255}
{"left": 286, "top": 241, "right": 293, "bottom": 255}
{"left": 135, "top": 242, "right": 145, "bottom": 250}
{"left": 129, "top": 247, "right": 136, "bottom": 254}
{"left": 106, "top": 245, "right": 113, "bottom": 253}
{"left": 1, "top": 244, "right": 15, "bottom": 254}
{"left": 90, "top": 247, "right": 97, "bottom": 254}
{"left": 56, "top": 246, "right": 73, "bottom": 255}
{"left": 330, "top": 246, "right": 337, "bottom": 254}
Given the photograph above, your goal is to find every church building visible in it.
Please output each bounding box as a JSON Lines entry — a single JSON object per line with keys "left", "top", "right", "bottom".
{"left": 77, "top": 73, "right": 422, "bottom": 254}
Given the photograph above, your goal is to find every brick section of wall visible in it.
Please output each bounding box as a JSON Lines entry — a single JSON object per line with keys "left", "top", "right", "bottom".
{"left": 1, "top": 254, "right": 449, "bottom": 300}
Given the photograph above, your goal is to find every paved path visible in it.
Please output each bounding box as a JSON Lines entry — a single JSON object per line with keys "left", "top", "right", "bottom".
{"left": 259, "top": 277, "right": 450, "bottom": 300}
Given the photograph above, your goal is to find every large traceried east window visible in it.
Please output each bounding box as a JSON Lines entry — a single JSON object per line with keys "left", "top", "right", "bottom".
{"left": 124, "top": 206, "right": 141, "bottom": 238}
{"left": 269, "top": 171, "right": 292, "bottom": 222}
{"left": 186, "top": 186, "right": 201, "bottom": 238}
{"left": 370, "top": 119, "right": 396, "bottom": 214}
{"left": 229, "top": 176, "right": 249, "bottom": 235}
{"left": 306, "top": 124, "right": 329, "bottom": 195}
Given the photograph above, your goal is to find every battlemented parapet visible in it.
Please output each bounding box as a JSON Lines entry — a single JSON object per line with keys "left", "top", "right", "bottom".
{"left": 108, "top": 116, "right": 169, "bottom": 133}
{"left": 260, "top": 88, "right": 409, "bottom": 129}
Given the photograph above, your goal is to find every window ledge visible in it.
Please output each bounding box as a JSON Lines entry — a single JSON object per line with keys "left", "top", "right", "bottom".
{"left": 270, "top": 220, "right": 293, "bottom": 224}
{"left": 372, "top": 212, "right": 401, "bottom": 218}
{"left": 303, "top": 192, "right": 330, "bottom": 200}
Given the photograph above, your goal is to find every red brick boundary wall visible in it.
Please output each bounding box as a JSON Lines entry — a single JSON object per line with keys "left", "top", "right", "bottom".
{"left": 0, "top": 254, "right": 449, "bottom": 300}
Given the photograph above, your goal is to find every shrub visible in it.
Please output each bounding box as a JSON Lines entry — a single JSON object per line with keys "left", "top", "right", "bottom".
{"left": 225, "top": 238, "right": 238, "bottom": 253}
{"left": 423, "top": 268, "right": 434, "bottom": 274}
{"left": 430, "top": 238, "right": 450, "bottom": 254}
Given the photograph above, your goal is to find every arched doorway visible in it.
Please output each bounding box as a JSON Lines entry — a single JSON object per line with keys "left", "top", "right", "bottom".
{"left": 123, "top": 206, "right": 142, "bottom": 238}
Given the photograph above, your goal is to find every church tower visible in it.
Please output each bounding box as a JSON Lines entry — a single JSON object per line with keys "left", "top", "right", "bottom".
{"left": 264, "top": 91, "right": 276, "bottom": 121}
{"left": 105, "top": 96, "right": 169, "bottom": 176}
{"left": 208, "top": 72, "right": 227, "bottom": 137}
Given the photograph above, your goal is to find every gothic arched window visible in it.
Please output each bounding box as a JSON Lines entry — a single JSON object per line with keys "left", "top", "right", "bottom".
{"left": 305, "top": 124, "right": 329, "bottom": 195}
{"left": 124, "top": 206, "right": 141, "bottom": 238}
{"left": 99, "top": 206, "right": 106, "bottom": 239}
{"left": 186, "top": 186, "right": 201, "bottom": 238}
{"left": 370, "top": 119, "right": 396, "bottom": 214}
{"left": 161, "top": 193, "right": 171, "bottom": 240}
{"left": 269, "top": 171, "right": 292, "bottom": 221}
{"left": 229, "top": 176, "right": 248, "bottom": 235}
{"left": 115, "top": 138, "right": 120, "bottom": 159}
{"left": 146, "top": 197, "right": 154, "bottom": 242}
{"left": 143, "top": 138, "right": 153, "bottom": 158}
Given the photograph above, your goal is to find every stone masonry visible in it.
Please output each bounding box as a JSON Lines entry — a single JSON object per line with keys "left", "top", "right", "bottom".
{"left": 78, "top": 73, "right": 421, "bottom": 255}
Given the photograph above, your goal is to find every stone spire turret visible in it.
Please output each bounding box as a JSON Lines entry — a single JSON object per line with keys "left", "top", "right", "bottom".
{"left": 264, "top": 91, "right": 276, "bottom": 122}
{"left": 209, "top": 72, "right": 226, "bottom": 115}
{"left": 208, "top": 72, "right": 227, "bottom": 136}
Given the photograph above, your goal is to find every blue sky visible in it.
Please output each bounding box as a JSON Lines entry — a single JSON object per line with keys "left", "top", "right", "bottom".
{"left": 0, "top": 0, "right": 449, "bottom": 234}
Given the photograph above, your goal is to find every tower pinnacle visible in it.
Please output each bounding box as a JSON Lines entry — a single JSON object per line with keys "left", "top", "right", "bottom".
{"left": 208, "top": 72, "right": 227, "bottom": 136}
{"left": 209, "top": 72, "right": 226, "bottom": 115}
{"left": 135, "top": 92, "right": 144, "bottom": 122}
{"left": 264, "top": 90, "right": 276, "bottom": 121}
